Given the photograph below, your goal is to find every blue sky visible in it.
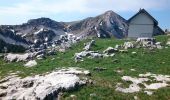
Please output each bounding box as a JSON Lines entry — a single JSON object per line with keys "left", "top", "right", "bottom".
{"left": 0, "top": 0, "right": 170, "bottom": 30}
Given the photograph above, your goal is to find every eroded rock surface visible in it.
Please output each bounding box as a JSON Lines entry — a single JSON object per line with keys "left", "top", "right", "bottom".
{"left": 116, "top": 72, "right": 170, "bottom": 95}
{"left": 0, "top": 68, "right": 90, "bottom": 100}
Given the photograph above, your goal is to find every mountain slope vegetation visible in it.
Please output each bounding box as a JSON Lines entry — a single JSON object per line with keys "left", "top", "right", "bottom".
{"left": 0, "top": 35, "right": 170, "bottom": 99}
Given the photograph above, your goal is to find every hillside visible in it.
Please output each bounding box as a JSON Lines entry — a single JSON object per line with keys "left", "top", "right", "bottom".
{"left": 0, "top": 35, "right": 170, "bottom": 99}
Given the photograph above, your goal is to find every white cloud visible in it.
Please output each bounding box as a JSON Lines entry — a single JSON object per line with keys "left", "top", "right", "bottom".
{"left": 0, "top": 0, "right": 169, "bottom": 25}
{"left": 0, "top": 0, "right": 169, "bottom": 16}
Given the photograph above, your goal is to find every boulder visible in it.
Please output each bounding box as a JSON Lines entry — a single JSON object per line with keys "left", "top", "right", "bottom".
{"left": 0, "top": 68, "right": 90, "bottom": 100}
{"left": 93, "top": 67, "right": 107, "bottom": 71}
{"left": 123, "top": 42, "right": 134, "bottom": 49}
{"left": 74, "top": 51, "right": 103, "bottom": 62}
{"left": 24, "top": 60, "right": 37, "bottom": 67}
{"left": 4, "top": 53, "right": 35, "bottom": 62}
{"left": 103, "top": 47, "right": 118, "bottom": 54}
{"left": 0, "top": 54, "right": 4, "bottom": 59}
{"left": 36, "top": 54, "right": 45, "bottom": 60}
{"left": 136, "top": 38, "right": 156, "bottom": 48}
{"left": 84, "top": 40, "right": 95, "bottom": 51}
{"left": 166, "top": 39, "right": 170, "bottom": 46}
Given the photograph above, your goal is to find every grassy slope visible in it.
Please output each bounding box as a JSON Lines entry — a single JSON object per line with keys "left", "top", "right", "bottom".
{"left": 0, "top": 35, "right": 170, "bottom": 100}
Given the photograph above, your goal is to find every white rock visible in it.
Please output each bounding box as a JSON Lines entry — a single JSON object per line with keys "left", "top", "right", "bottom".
{"left": 103, "top": 47, "right": 118, "bottom": 54}
{"left": 144, "top": 83, "right": 168, "bottom": 90}
{"left": 123, "top": 42, "right": 134, "bottom": 49}
{"left": 84, "top": 40, "right": 95, "bottom": 51}
{"left": 0, "top": 68, "right": 89, "bottom": 100}
{"left": 130, "top": 69, "right": 136, "bottom": 71}
{"left": 116, "top": 83, "right": 141, "bottom": 93}
{"left": 166, "top": 40, "right": 170, "bottom": 46}
{"left": 134, "top": 96, "right": 138, "bottom": 100}
{"left": 115, "top": 45, "right": 121, "bottom": 49}
{"left": 34, "top": 28, "right": 44, "bottom": 35}
{"left": 122, "top": 76, "right": 149, "bottom": 84}
{"left": 4, "top": 53, "right": 35, "bottom": 62}
{"left": 131, "top": 52, "right": 137, "bottom": 54}
{"left": 117, "top": 73, "right": 170, "bottom": 94}
{"left": 74, "top": 51, "right": 102, "bottom": 62}
{"left": 24, "top": 60, "right": 37, "bottom": 67}
{"left": 139, "top": 72, "right": 153, "bottom": 77}
{"left": 144, "top": 91, "right": 153, "bottom": 96}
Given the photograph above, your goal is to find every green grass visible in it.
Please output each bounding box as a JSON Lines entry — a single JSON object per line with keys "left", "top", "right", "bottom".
{"left": 0, "top": 35, "right": 170, "bottom": 100}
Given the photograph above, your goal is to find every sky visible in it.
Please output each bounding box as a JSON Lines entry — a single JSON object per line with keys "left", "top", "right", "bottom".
{"left": 0, "top": 0, "right": 170, "bottom": 30}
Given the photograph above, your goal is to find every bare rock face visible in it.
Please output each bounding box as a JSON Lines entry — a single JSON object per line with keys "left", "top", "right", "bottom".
{"left": 0, "top": 68, "right": 90, "bottom": 100}
{"left": 69, "top": 10, "right": 128, "bottom": 39}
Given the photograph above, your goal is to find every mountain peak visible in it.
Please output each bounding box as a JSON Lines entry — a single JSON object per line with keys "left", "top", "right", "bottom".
{"left": 27, "top": 17, "right": 55, "bottom": 24}
{"left": 104, "top": 10, "right": 114, "bottom": 14}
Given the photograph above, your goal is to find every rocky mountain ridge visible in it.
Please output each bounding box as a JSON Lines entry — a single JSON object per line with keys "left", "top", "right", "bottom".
{"left": 0, "top": 10, "right": 162, "bottom": 52}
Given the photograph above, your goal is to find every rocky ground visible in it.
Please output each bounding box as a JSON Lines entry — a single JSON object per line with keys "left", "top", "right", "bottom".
{"left": 0, "top": 35, "right": 170, "bottom": 100}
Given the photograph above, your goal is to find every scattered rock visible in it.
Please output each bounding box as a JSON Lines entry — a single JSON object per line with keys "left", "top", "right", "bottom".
{"left": 130, "top": 69, "right": 136, "bottom": 71}
{"left": 70, "top": 94, "right": 77, "bottom": 99}
{"left": 0, "top": 68, "right": 90, "bottom": 100}
{"left": 112, "top": 59, "right": 119, "bottom": 63}
{"left": 136, "top": 38, "right": 162, "bottom": 49}
{"left": 93, "top": 67, "right": 107, "bottom": 71}
{"left": 116, "top": 83, "right": 141, "bottom": 93}
{"left": 119, "top": 50, "right": 128, "bottom": 53}
{"left": 0, "top": 54, "right": 4, "bottom": 59}
{"left": 24, "top": 60, "right": 37, "bottom": 67}
{"left": 123, "top": 42, "right": 134, "bottom": 49}
{"left": 103, "top": 47, "right": 118, "bottom": 54}
{"left": 51, "top": 58, "right": 55, "bottom": 60}
{"left": 115, "top": 45, "right": 121, "bottom": 49}
{"left": 144, "top": 83, "right": 168, "bottom": 90}
{"left": 4, "top": 53, "right": 35, "bottom": 62}
{"left": 74, "top": 51, "right": 103, "bottom": 62}
{"left": 84, "top": 40, "right": 95, "bottom": 51}
{"left": 36, "top": 54, "right": 45, "bottom": 60}
{"left": 90, "top": 93, "right": 97, "bottom": 97}
{"left": 122, "top": 76, "right": 149, "bottom": 84}
{"left": 116, "top": 72, "right": 170, "bottom": 94}
{"left": 144, "top": 91, "right": 153, "bottom": 96}
{"left": 47, "top": 49, "right": 56, "bottom": 56}
{"left": 58, "top": 48, "right": 66, "bottom": 52}
{"left": 102, "top": 53, "right": 115, "bottom": 57}
{"left": 115, "top": 68, "right": 124, "bottom": 74}
{"left": 134, "top": 96, "right": 138, "bottom": 100}
{"left": 166, "top": 39, "right": 170, "bottom": 46}
{"left": 131, "top": 52, "right": 137, "bottom": 55}
{"left": 57, "top": 92, "right": 63, "bottom": 100}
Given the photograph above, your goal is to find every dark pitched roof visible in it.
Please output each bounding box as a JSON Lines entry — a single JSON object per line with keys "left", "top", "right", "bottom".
{"left": 154, "top": 25, "right": 165, "bottom": 35}
{"left": 128, "top": 9, "right": 158, "bottom": 26}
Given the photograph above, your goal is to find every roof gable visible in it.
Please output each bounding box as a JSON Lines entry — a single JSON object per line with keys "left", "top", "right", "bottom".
{"left": 128, "top": 9, "right": 158, "bottom": 26}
